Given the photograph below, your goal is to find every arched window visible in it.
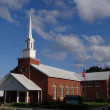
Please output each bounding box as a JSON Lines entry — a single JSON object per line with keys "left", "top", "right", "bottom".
{"left": 53, "top": 83, "right": 56, "bottom": 99}
{"left": 71, "top": 85, "right": 74, "bottom": 95}
{"left": 60, "top": 84, "right": 63, "bottom": 98}
{"left": 66, "top": 84, "right": 69, "bottom": 95}
{"left": 76, "top": 86, "right": 79, "bottom": 95}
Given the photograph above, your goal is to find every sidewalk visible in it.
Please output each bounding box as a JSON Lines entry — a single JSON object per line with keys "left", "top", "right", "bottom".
{"left": 88, "top": 105, "right": 110, "bottom": 110}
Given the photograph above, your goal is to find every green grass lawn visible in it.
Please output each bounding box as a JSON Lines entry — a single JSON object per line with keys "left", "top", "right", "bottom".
{"left": 84, "top": 102, "right": 110, "bottom": 109}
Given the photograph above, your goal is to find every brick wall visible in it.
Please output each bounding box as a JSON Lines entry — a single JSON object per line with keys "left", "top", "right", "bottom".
{"left": 17, "top": 58, "right": 39, "bottom": 79}
{"left": 81, "top": 81, "right": 108, "bottom": 100}
{"left": 47, "top": 77, "right": 81, "bottom": 101}
{"left": 30, "top": 66, "right": 48, "bottom": 103}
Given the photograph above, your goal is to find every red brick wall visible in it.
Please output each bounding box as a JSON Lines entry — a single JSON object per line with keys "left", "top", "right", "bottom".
{"left": 47, "top": 77, "right": 81, "bottom": 101}
{"left": 17, "top": 58, "right": 39, "bottom": 79}
{"left": 30, "top": 66, "right": 48, "bottom": 103}
{"left": 81, "top": 81, "right": 108, "bottom": 100}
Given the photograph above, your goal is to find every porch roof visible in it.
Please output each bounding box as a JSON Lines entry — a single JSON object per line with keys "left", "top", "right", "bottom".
{"left": 0, "top": 73, "right": 42, "bottom": 91}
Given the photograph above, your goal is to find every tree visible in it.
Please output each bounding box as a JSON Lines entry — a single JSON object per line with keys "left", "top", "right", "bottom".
{"left": 86, "top": 66, "right": 110, "bottom": 73}
{"left": 86, "top": 66, "right": 103, "bottom": 73}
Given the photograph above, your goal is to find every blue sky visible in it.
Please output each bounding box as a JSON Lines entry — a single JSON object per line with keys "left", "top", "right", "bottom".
{"left": 1, "top": 0, "right": 110, "bottom": 77}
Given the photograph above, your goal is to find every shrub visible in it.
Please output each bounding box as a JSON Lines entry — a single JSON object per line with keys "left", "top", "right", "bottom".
{"left": 45, "top": 101, "right": 88, "bottom": 109}
{"left": 13, "top": 102, "right": 36, "bottom": 107}
{"left": 0, "top": 102, "right": 3, "bottom": 106}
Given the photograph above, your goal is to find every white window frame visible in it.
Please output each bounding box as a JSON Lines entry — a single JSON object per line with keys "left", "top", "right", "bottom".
{"left": 71, "top": 85, "right": 74, "bottom": 95}
{"left": 95, "top": 81, "right": 100, "bottom": 87}
{"left": 76, "top": 86, "right": 79, "bottom": 95}
{"left": 53, "top": 83, "right": 56, "bottom": 99}
{"left": 60, "top": 84, "right": 63, "bottom": 99}
{"left": 96, "top": 92, "right": 100, "bottom": 98}
{"left": 88, "top": 81, "right": 92, "bottom": 87}
{"left": 66, "top": 84, "right": 69, "bottom": 95}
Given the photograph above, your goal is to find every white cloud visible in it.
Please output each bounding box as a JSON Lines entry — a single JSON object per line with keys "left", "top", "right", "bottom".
{"left": 37, "top": 10, "right": 59, "bottom": 24}
{"left": 54, "top": 25, "right": 70, "bottom": 32}
{"left": 0, "top": 0, "right": 29, "bottom": 10}
{"left": 0, "top": 7, "right": 15, "bottom": 23}
{"left": 42, "top": 0, "right": 74, "bottom": 19}
{"left": 91, "top": 45, "right": 110, "bottom": 62}
{"left": 74, "top": 0, "right": 110, "bottom": 22}
{"left": 42, "top": 0, "right": 53, "bottom": 5}
{"left": 75, "top": 63, "right": 86, "bottom": 68}
{"left": 83, "top": 35, "right": 104, "bottom": 45}
{"left": 44, "top": 52, "right": 67, "bottom": 60}
{"left": 0, "top": 0, "right": 30, "bottom": 23}
{"left": 75, "top": 53, "right": 91, "bottom": 63}
{"left": 55, "top": 34, "right": 85, "bottom": 53}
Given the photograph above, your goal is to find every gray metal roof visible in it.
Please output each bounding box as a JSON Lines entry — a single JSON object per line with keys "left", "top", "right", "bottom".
{"left": 0, "top": 73, "right": 42, "bottom": 91}
{"left": 31, "top": 64, "right": 81, "bottom": 81}
{"left": 74, "top": 71, "right": 110, "bottom": 81}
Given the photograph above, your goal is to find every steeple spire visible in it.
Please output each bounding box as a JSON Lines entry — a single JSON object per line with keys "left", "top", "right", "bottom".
{"left": 22, "top": 14, "right": 36, "bottom": 59}
{"left": 28, "top": 14, "right": 32, "bottom": 38}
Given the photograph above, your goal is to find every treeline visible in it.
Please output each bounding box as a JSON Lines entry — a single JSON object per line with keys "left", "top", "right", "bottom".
{"left": 86, "top": 66, "right": 110, "bottom": 73}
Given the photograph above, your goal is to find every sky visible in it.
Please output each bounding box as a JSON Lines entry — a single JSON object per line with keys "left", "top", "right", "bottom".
{"left": 1, "top": 0, "right": 110, "bottom": 77}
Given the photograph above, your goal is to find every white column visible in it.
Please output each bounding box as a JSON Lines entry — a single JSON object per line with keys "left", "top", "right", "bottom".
{"left": 41, "top": 90, "right": 42, "bottom": 104}
{"left": 4, "top": 91, "right": 7, "bottom": 103}
{"left": 38, "top": 91, "right": 40, "bottom": 104}
{"left": 25, "top": 91, "right": 29, "bottom": 103}
{"left": 17, "top": 91, "right": 19, "bottom": 103}
{"left": 9, "top": 92, "right": 11, "bottom": 102}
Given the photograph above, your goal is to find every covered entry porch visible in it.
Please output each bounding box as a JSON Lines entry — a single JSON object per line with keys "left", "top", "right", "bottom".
{"left": 0, "top": 73, "right": 42, "bottom": 104}
{"left": 4, "top": 90, "right": 42, "bottom": 103}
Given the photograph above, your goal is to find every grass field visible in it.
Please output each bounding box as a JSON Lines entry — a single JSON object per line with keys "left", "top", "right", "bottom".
{"left": 84, "top": 102, "right": 110, "bottom": 109}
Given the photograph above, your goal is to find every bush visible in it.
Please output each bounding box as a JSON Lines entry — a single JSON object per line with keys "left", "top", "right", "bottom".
{"left": 0, "top": 102, "right": 3, "bottom": 106}
{"left": 45, "top": 101, "right": 88, "bottom": 109}
{"left": 13, "top": 102, "right": 36, "bottom": 107}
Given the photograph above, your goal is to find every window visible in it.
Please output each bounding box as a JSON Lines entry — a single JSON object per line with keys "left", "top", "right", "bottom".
{"left": 66, "top": 84, "right": 69, "bottom": 95}
{"left": 71, "top": 85, "right": 74, "bottom": 95}
{"left": 60, "top": 84, "right": 63, "bottom": 98}
{"left": 53, "top": 83, "right": 56, "bottom": 99}
{"left": 27, "top": 42, "right": 28, "bottom": 48}
{"left": 96, "top": 92, "right": 100, "bottom": 98}
{"left": 76, "top": 86, "right": 79, "bottom": 95}
{"left": 95, "top": 81, "right": 100, "bottom": 87}
{"left": 88, "top": 81, "right": 92, "bottom": 87}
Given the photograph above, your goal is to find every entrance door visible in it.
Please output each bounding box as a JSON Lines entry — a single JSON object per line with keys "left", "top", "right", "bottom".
{"left": 19, "top": 92, "right": 25, "bottom": 102}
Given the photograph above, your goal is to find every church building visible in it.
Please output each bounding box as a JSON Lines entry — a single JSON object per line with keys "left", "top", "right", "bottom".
{"left": 0, "top": 15, "right": 110, "bottom": 104}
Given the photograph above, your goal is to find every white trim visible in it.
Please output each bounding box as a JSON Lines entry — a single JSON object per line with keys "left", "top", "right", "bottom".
{"left": 38, "top": 91, "right": 40, "bottom": 104}
{"left": 41, "top": 90, "right": 42, "bottom": 104}
{"left": 60, "top": 84, "right": 63, "bottom": 99}
{"left": 25, "top": 91, "right": 29, "bottom": 103}
{"left": 4, "top": 91, "right": 6, "bottom": 103}
{"left": 76, "top": 86, "right": 79, "bottom": 95}
{"left": 17, "top": 91, "right": 19, "bottom": 103}
{"left": 53, "top": 83, "right": 56, "bottom": 99}
{"left": 66, "top": 84, "right": 69, "bottom": 95}
{"left": 71, "top": 85, "right": 74, "bottom": 95}
{"left": 95, "top": 81, "right": 100, "bottom": 87}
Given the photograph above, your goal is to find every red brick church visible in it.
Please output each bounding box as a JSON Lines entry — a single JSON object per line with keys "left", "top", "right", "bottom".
{"left": 0, "top": 15, "right": 110, "bottom": 104}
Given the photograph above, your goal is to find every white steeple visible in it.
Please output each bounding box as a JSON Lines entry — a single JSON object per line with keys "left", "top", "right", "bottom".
{"left": 22, "top": 14, "right": 36, "bottom": 59}
{"left": 28, "top": 14, "right": 32, "bottom": 38}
